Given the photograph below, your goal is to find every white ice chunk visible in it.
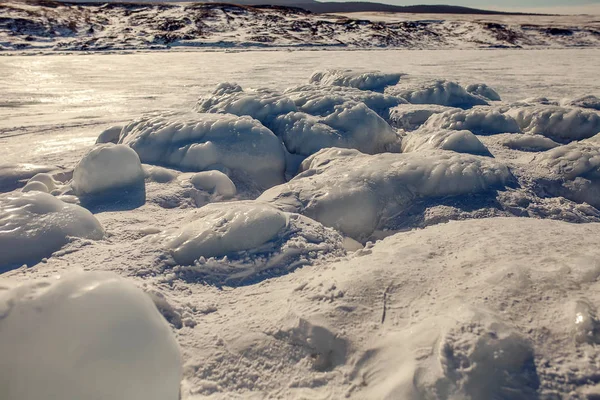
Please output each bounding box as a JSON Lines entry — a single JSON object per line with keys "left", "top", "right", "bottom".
{"left": 562, "top": 95, "right": 600, "bottom": 111}
{"left": 0, "top": 272, "right": 182, "bottom": 400}
{"left": 164, "top": 201, "right": 288, "bottom": 264}
{"left": 424, "top": 108, "right": 521, "bottom": 135}
{"left": 195, "top": 86, "right": 297, "bottom": 126}
{"left": 118, "top": 112, "right": 286, "bottom": 190}
{"left": 501, "top": 134, "right": 560, "bottom": 152}
{"left": 284, "top": 84, "right": 406, "bottom": 118}
{"left": 272, "top": 102, "right": 400, "bottom": 156}
{"left": 386, "top": 80, "right": 489, "bottom": 109}
{"left": 260, "top": 148, "right": 512, "bottom": 240}
{"left": 309, "top": 69, "right": 402, "bottom": 91}
{"left": 96, "top": 125, "right": 123, "bottom": 144}
{"left": 72, "top": 144, "right": 145, "bottom": 196}
{"left": 507, "top": 106, "right": 600, "bottom": 142}
{"left": 0, "top": 192, "right": 104, "bottom": 269}
{"left": 190, "top": 170, "right": 237, "bottom": 198}
{"left": 388, "top": 104, "right": 456, "bottom": 130}
{"left": 466, "top": 83, "right": 501, "bottom": 101}
{"left": 402, "top": 128, "right": 491, "bottom": 156}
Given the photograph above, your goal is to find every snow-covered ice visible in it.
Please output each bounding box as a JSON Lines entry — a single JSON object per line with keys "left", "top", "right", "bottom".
{"left": 0, "top": 272, "right": 182, "bottom": 400}
{"left": 2, "top": 50, "right": 600, "bottom": 399}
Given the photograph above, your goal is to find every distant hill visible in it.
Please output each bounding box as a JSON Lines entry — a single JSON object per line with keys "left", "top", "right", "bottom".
{"left": 14, "top": 0, "right": 534, "bottom": 15}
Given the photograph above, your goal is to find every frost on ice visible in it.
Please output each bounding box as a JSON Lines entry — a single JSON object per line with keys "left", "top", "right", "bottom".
{"left": 157, "top": 201, "right": 345, "bottom": 283}
{"left": 0, "top": 192, "right": 104, "bottom": 269}
{"left": 118, "top": 112, "right": 286, "bottom": 190}
{"left": 309, "top": 69, "right": 402, "bottom": 91}
{"left": 0, "top": 272, "right": 182, "bottom": 400}
{"left": 260, "top": 148, "right": 513, "bottom": 241}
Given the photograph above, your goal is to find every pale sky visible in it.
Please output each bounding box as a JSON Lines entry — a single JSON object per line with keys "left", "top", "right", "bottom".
{"left": 339, "top": 0, "right": 600, "bottom": 14}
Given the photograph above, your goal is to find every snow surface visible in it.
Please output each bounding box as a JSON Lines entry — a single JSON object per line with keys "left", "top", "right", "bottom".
{"left": 0, "top": 272, "right": 182, "bottom": 400}
{"left": 0, "top": 192, "right": 104, "bottom": 270}
{"left": 3, "top": 51, "right": 600, "bottom": 399}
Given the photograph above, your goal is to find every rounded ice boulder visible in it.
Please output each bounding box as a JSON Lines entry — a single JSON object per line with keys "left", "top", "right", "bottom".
{"left": 72, "top": 143, "right": 145, "bottom": 196}
{"left": 0, "top": 191, "right": 104, "bottom": 269}
{"left": 0, "top": 272, "right": 182, "bottom": 400}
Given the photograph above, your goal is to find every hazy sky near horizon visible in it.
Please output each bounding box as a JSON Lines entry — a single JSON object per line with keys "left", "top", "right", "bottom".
{"left": 342, "top": 0, "right": 600, "bottom": 13}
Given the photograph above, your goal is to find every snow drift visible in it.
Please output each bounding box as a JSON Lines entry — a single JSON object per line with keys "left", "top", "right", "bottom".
{"left": 118, "top": 112, "right": 286, "bottom": 190}
{"left": 309, "top": 70, "right": 402, "bottom": 91}
{"left": 0, "top": 191, "right": 104, "bottom": 269}
{"left": 0, "top": 272, "right": 182, "bottom": 400}
{"left": 259, "top": 148, "right": 513, "bottom": 241}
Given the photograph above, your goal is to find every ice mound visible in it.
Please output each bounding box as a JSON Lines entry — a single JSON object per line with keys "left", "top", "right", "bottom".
{"left": 533, "top": 142, "right": 600, "bottom": 207}
{"left": 500, "top": 133, "right": 560, "bottom": 152}
{"left": 388, "top": 104, "right": 456, "bottom": 130}
{"left": 563, "top": 95, "right": 600, "bottom": 111}
{"left": 424, "top": 108, "right": 521, "bottom": 135}
{"left": 386, "top": 80, "right": 489, "bottom": 109}
{"left": 0, "top": 192, "right": 104, "bottom": 269}
{"left": 195, "top": 85, "right": 297, "bottom": 126}
{"left": 96, "top": 125, "right": 123, "bottom": 144}
{"left": 189, "top": 171, "right": 236, "bottom": 198}
{"left": 352, "top": 308, "right": 538, "bottom": 399}
{"left": 507, "top": 106, "right": 600, "bottom": 142}
{"left": 284, "top": 84, "right": 406, "bottom": 118}
{"left": 118, "top": 112, "right": 286, "bottom": 190}
{"left": 402, "top": 128, "right": 491, "bottom": 156}
{"left": 466, "top": 82, "right": 501, "bottom": 101}
{"left": 0, "top": 272, "right": 182, "bottom": 400}
{"left": 259, "top": 148, "right": 512, "bottom": 240}
{"left": 0, "top": 163, "right": 60, "bottom": 192}
{"left": 309, "top": 69, "right": 402, "bottom": 91}
{"left": 22, "top": 173, "right": 60, "bottom": 194}
{"left": 272, "top": 102, "right": 400, "bottom": 156}
{"left": 157, "top": 201, "right": 345, "bottom": 283}
{"left": 72, "top": 144, "right": 145, "bottom": 197}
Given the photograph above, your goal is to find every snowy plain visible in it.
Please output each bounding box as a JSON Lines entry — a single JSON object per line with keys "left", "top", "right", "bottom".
{"left": 1, "top": 48, "right": 600, "bottom": 399}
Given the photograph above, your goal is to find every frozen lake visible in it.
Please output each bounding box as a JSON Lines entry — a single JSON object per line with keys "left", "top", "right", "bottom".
{"left": 1, "top": 49, "right": 599, "bottom": 165}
